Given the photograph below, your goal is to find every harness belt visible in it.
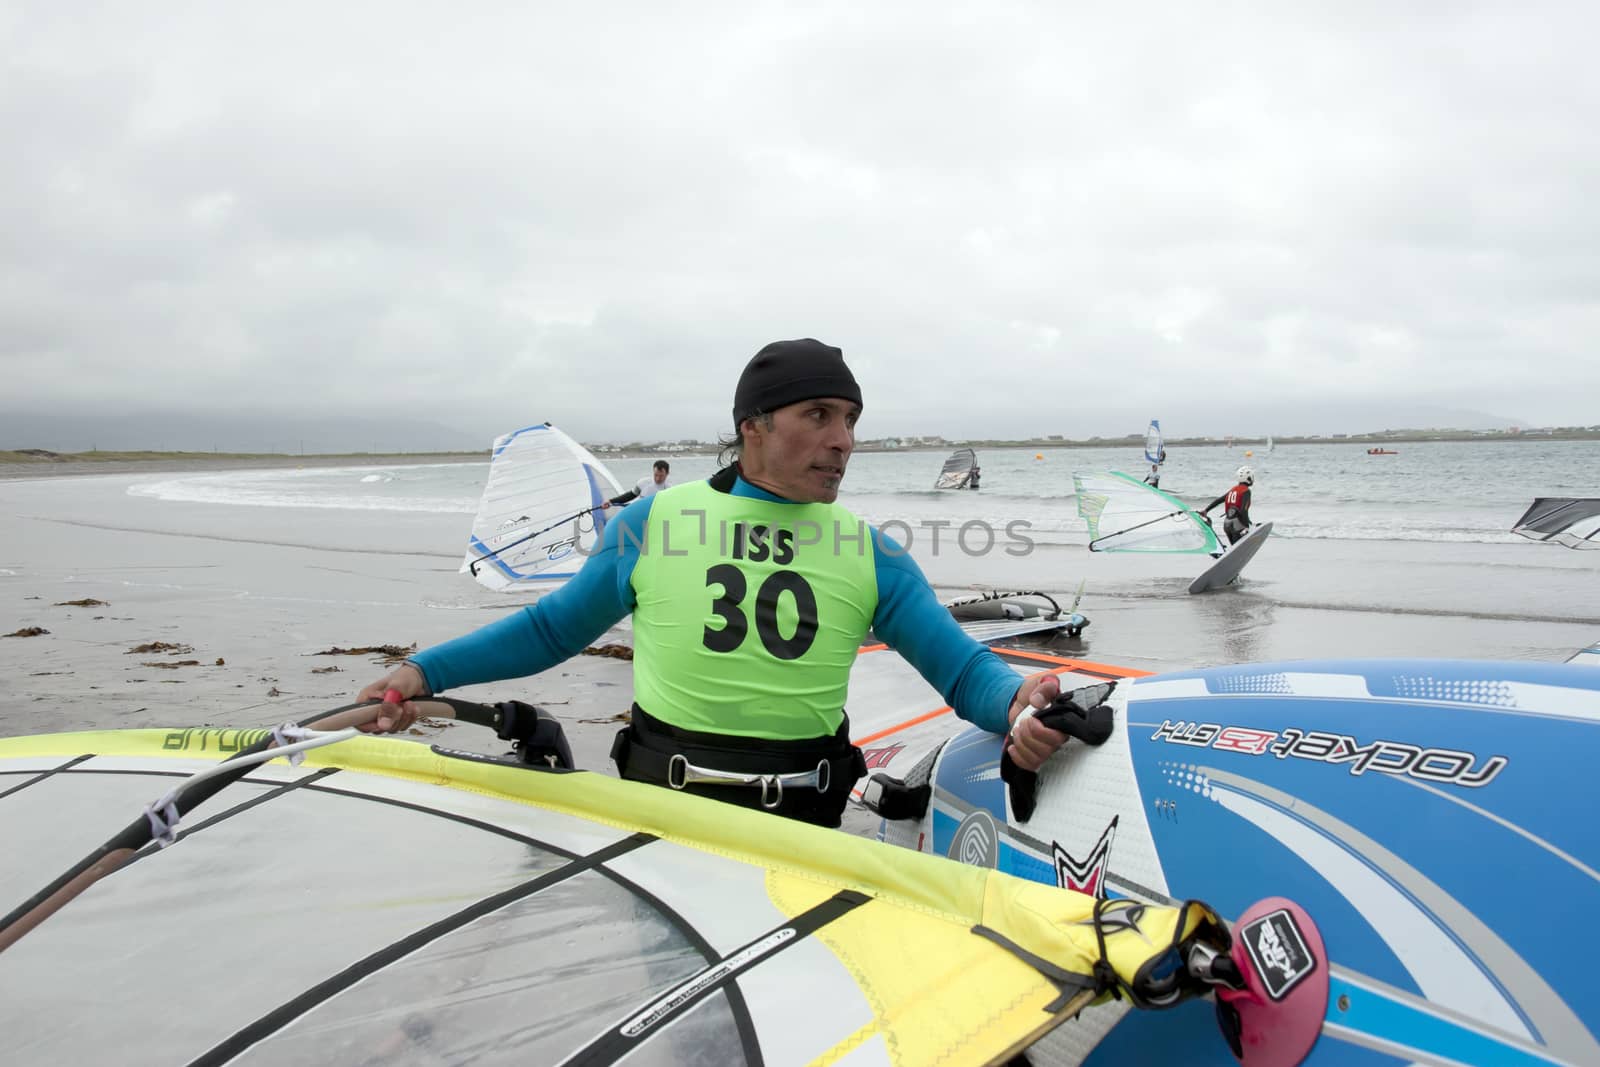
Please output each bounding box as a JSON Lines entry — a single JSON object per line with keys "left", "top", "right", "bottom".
{"left": 611, "top": 705, "right": 867, "bottom": 828}
{"left": 667, "top": 753, "right": 830, "bottom": 809}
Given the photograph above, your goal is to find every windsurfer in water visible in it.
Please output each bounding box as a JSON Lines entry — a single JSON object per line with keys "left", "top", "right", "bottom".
{"left": 360, "top": 339, "right": 1078, "bottom": 827}
{"left": 603, "top": 460, "right": 670, "bottom": 508}
{"left": 1199, "top": 466, "right": 1254, "bottom": 547}
{"left": 1142, "top": 446, "right": 1166, "bottom": 488}
{"left": 968, "top": 466, "right": 980, "bottom": 489}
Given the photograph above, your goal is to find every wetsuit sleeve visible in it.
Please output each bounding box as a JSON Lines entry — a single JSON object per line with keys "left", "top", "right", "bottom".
{"left": 867, "top": 527, "right": 1018, "bottom": 735}
{"left": 607, "top": 487, "right": 640, "bottom": 507}
{"left": 1201, "top": 493, "right": 1226, "bottom": 515}
{"left": 408, "top": 502, "right": 647, "bottom": 693}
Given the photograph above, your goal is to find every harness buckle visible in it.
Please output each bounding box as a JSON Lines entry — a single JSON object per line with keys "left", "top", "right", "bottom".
{"left": 666, "top": 754, "right": 830, "bottom": 809}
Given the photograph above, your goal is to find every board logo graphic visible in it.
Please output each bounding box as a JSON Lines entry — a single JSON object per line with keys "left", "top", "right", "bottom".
{"left": 1241, "top": 908, "right": 1315, "bottom": 1001}
{"left": 1150, "top": 719, "right": 1507, "bottom": 788}
{"left": 948, "top": 809, "right": 999, "bottom": 868}
{"left": 860, "top": 743, "right": 904, "bottom": 770}
{"left": 161, "top": 728, "right": 269, "bottom": 753}
{"left": 1051, "top": 815, "right": 1118, "bottom": 898}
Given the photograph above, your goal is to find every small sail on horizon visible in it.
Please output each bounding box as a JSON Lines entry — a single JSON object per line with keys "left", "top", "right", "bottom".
{"left": 934, "top": 447, "right": 978, "bottom": 489}
{"left": 1512, "top": 498, "right": 1600, "bottom": 550}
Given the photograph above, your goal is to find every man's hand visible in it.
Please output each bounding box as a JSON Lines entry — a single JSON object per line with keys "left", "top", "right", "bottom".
{"left": 1006, "top": 670, "right": 1071, "bottom": 772}
{"left": 356, "top": 662, "right": 430, "bottom": 733}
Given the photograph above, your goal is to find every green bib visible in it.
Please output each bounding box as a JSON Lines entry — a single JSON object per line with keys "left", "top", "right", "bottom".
{"left": 630, "top": 480, "right": 878, "bottom": 739}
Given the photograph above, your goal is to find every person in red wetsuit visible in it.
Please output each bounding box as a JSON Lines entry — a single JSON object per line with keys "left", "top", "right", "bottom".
{"left": 1200, "top": 466, "right": 1254, "bottom": 546}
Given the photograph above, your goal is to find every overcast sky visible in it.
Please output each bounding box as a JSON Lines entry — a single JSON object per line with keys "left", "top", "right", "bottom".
{"left": 4, "top": 2, "right": 1597, "bottom": 445}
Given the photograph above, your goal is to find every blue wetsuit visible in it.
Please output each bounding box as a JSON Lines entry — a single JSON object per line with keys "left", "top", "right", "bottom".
{"left": 412, "top": 473, "right": 1022, "bottom": 734}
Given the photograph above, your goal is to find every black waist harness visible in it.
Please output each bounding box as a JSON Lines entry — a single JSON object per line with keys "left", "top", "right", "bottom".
{"left": 611, "top": 705, "right": 867, "bottom": 828}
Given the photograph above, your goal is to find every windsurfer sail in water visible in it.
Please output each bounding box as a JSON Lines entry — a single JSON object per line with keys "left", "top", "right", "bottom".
{"left": 1142, "top": 423, "right": 1167, "bottom": 487}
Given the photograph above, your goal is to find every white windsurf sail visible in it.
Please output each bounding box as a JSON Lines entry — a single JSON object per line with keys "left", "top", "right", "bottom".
{"left": 461, "top": 423, "right": 623, "bottom": 591}
{"left": 1264, "top": 433, "right": 1275, "bottom": 455}
{"left": 934, "top": 447, "right": 977, "bottom": 489}
{"left": 1073, "top": 470, "right": 1221, "bottom": 554}
{"left": 1512, "top": 498, "right": 1600, "bottom": 550}
{"left": 1143, "top": 420, "right": 1163, "bottom": 465}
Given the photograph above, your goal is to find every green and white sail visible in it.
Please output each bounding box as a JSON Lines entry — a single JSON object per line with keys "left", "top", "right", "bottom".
{"left": 1073, "top": 470, "right": 1221, "bottom": 554}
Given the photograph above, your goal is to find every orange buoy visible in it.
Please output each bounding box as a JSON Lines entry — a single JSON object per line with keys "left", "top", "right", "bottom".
{"left": 1034, "top": 453, "right": 1043, "bottom": 460}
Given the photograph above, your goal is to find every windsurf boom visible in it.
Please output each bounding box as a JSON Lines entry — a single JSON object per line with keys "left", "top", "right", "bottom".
{"left": 1074, "top": 470, "right": 1221, "bottom": 554}
{"left": 461, "top": 423, "right": 624, "bottom": 591}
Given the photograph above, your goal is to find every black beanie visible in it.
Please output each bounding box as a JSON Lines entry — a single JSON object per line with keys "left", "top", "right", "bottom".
{"left": 731, "top": 339, "right": 863, "bottom": 428}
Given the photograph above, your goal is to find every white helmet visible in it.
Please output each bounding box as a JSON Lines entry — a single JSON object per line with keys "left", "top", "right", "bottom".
{"left": 1236, "top": 466, "right": 1254, "bottom": 485}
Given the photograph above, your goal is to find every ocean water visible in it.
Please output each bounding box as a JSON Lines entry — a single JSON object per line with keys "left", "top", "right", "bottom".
{"left": 123, "top": 439, "right": 1596, "bottom": 547}
{"left": 26, "top": 439, "right": 1600, "bottom": 671}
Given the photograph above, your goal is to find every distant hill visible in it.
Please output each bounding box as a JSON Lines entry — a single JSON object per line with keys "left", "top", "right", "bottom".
{"left": 3, "top": 402, "right": 1532, "bottom": 455}
{"left": 0, "top": 413, "right": 485, "bottom": 455}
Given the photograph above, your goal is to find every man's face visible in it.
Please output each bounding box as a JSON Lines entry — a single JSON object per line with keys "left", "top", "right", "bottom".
{"left": 743, "top": 397, "right": 860, "bottom": 503}
{"left": 652, "top": 467, "right": 667, "bottom": 484}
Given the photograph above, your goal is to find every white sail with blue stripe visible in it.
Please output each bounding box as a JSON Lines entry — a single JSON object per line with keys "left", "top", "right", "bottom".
{"left": 1143, "top": 420, "right": 1164, "bottom": 465}
{"left": 461, "top": 423, "right": 622, "bottom": 592}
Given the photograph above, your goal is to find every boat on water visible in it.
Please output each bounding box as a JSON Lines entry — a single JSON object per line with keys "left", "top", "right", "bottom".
{"left": 1366, "top": 448, "right": 1398, "bottom": 455}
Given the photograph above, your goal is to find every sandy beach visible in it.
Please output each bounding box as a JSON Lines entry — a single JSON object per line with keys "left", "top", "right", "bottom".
{"left": 0, "top": 461, "right": 636, "bottom": 774}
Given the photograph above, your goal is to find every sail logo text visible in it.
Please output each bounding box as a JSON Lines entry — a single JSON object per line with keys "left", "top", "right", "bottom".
{"left": 1150, "top": 720, "right": 1507, "bottom": 788}
{"left": 161, "top": 728, "right": 270, "bottom": 753}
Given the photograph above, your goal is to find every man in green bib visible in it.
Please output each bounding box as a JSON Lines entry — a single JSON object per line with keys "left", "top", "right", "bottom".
{"left": 362, "top": 339, "right": 1075, "bottom": 826}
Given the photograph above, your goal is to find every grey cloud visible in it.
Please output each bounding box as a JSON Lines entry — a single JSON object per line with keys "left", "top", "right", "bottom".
{"left": 2, "top": 1, "right": 1597, "bottom": 447}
